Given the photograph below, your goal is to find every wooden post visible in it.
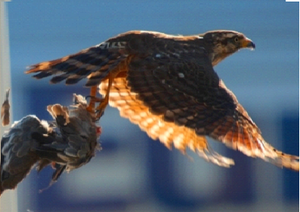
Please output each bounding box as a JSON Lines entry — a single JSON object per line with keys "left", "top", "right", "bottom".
{"left": 0, "top": 1, "right": 18, "bottom": 212}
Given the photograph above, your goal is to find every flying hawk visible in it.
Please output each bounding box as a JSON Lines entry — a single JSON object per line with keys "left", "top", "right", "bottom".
{"left": 26, "top": 30, "right": 299, "bottom": 171}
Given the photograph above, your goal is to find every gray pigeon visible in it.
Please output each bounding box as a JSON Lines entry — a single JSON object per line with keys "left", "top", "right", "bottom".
{"left": 0, "top": 94, "right": 101, "bottom": 195}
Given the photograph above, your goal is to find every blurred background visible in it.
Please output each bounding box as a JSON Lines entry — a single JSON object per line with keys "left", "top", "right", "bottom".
{"left": 2, "top": 0, "right": 299, "bottom": 211}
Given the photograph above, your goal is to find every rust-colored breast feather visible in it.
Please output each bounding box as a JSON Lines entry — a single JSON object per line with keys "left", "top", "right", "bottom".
{"left": 100, "top": 77, "right": 234, "bottom": 167}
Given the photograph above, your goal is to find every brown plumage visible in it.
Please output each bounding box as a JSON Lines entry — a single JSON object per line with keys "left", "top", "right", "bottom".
{"left": 26, "top": 30, "right": 299, "bottom": 171}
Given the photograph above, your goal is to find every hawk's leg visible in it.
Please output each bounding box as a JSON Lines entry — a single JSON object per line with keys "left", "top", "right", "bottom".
{"left": 86, "top": 86, "right": 99, "bottom": 113}
{"left": 94, "top": 75, "right": 114, "bottom": 119}
{"left": 87, "top": 60, "right": 128, "bottom": 119}
{"left": 85, "top": 75, "right": 114, "bottom": 119}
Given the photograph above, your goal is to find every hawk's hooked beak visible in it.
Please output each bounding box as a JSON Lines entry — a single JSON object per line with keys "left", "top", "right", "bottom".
{"left": 241, "top": 37, "right": 255, "bottom": 50}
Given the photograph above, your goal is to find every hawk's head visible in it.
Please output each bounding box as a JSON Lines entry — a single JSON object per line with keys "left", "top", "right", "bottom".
{"left": 202, "top": 30, "right": 255, "bottom": 66}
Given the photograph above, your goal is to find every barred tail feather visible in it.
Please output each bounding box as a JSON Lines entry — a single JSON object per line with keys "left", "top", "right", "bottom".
{"left": 26, "top": 45, "right": 125, "bottom": 86}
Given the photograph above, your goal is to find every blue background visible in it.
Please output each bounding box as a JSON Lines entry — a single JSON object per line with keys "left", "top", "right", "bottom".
{"left": 5, "top": 1, "right": 300, "bottom": 212}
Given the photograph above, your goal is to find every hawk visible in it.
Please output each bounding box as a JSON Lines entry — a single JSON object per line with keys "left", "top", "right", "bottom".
{"left": 0, "top": 94, "right": 101, "bottom": 195}
{"left": 26, "top": 30, "right": 299, "bottom": 171}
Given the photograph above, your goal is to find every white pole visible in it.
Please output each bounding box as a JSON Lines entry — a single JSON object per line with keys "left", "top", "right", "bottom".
{"left": 0, "top": 1, "right": 18, "bottom": 212}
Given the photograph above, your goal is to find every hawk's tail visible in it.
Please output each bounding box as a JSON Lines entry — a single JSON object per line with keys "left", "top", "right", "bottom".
{"left": 101, "top": 78, "right": 235, "bottom": 168}
{"left": 25, "top": 44, "right": 126, "bottom": 87}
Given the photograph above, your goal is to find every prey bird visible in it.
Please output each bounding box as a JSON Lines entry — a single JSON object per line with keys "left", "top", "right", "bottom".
{"left": 26, "top": 30, "right": 299, "bottom": 171}
{"left": 0, "top": 93, "right": 101, "bottom": 195}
